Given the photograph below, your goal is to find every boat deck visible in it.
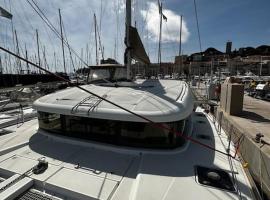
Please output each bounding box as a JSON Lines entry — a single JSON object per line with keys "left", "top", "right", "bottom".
{"left": 0, "top": 109, "right": 254, "bottom": 200}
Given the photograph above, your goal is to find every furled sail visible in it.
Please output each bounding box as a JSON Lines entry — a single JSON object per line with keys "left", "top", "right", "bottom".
{"left": 0, "top": 7, "right": 12, "bottom": 19}
{"left": 129, "top": 26, "right": 150, "bottom": 64}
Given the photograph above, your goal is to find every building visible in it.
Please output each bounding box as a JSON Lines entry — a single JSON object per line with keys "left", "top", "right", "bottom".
{"left": 131, "top": 62, "right": 175, "bottom": 77}
{"left": 226, "top": 41, "right": 232, "bottom": 54}
{"left": 174, "top": 55, "right": 188, "bottom": 74}
{"left": 131, "top": 45, "right": 270, "bottom": 78}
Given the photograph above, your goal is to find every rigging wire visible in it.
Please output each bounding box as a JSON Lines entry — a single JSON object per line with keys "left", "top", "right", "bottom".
{"left": 194, "top": 0, "right": 202, "bottom": 53}
{"left": 88, "top": 13, "right": 95, "bottom": 66}
{"left": 98, "top": 0, "right": 109, "bottom": 59}
{"left": 96, "top": 22, "right": 104, "bottom": 61}
{"left": 11, "top": 0, "right": 55, "bottom": 72}
{"left": 10, "top": 1, "right": 33, "bottom": 56}
{"left": 164, "top": 23, "right": 178, "bottom": 58}
{"left": 25, "top": 0, "right": 114, "bottom": 83}
{"left": 0, "top": 45, "right": 236, "bottom": 160}
{"left": 193, "top": 0, "right": 203, "bottom": 86}
{"left": 62, "top": 19, "right": 76, "bottom": 73}
{"left": 26, "top": 0, "right": 88, "bottom": 68}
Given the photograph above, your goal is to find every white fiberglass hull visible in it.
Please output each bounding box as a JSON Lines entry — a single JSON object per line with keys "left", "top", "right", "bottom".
{"left": 33, "top": 80, "right": 194, "bottom": 122}
{"left": 0, "top": 108, "right": 255, "bottom": 200}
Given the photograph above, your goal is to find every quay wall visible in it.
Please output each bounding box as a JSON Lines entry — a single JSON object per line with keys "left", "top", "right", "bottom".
{"left": 216, "top": 108, "right": 270, "bottom": 199}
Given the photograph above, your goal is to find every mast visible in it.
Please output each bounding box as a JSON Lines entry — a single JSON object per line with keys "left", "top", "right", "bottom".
{"left": 81, "top": 48, "right": 84, "bottom": 68}
{"left": 36, "top": 29, "right": 41, "bottom": 74}
{"left": 4, "top": 54, "right": 8, "bottom": 74}
{"left": 80, "top": 48, "right": 84, "bottom": 68}
{"left": 9, "top": 2, "right": 16, "bottom": 74}
{"left": 210, "top": 57, "right": 213, "bottom": 84}
{"left": 94, "top": 13, "right": 98, "bottom": 65}
{"left": 34, "top": 54, "right": 37, "bottom": 73}
{"left": 0, "top": 55, "right": 2, "bottom": 74}
{"left": 158, "top": 1, "right": 163, "bottom": 74}
{"left": 86, "top": 44, "right": 89, "bottom": 65}
{"left": 14, "top": 30, "right": 22, "bottom": 74}
{"left": 43, "top": 46, "right": 48, "bottom": 71}
{"left": 178, "top": 15, "right": 183, "bottom": 75}
{"left": 126, "top": 0, "right": 132, "bottom": 80}
{"left": 25, "top": 44, "right": 29, "bottom": 74}
{"left": 260, "top": 56, "right": 262, "bottom": 77}
{"left": 114, "top": 38, "right": 117, "bottom": 60}
{"left": 8, "top": 53, "right": 12, "bottom": 73}
{"left": 59, "top": 9, "right": 66, "bottom": 74}
{"left": 54, "top": 51, "right": 57, "bottom": 72}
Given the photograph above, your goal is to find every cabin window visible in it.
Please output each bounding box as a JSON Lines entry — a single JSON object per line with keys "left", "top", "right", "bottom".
{"left": 38, "top": 112, "right": 62, "bottom": 132}
{"left": 38, "top": 111, "right": 189, "bottom": 149}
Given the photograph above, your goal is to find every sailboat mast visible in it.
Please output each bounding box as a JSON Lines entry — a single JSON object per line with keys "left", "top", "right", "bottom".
{"left": 53, "top": 52, "right": 57, "bottom": 72}
{"left": 43, "top": 46, "right": 49, "bottom": 71}
{"left": 126, "top": 0, "right": 131, "bottom": 80}
{"left": 94, "top": 13, "right": 98, "bottom": 65}
{"left": 25, "top": 44, "right": 29, "bottom": 74}
{"left": 86, "top": 44, "right": 89, "bottom": 65}
{"left": 179, "top": 15, "right": 183, "bottom": 74}
{"left": 59, "top": 9, "right": 66, "bottom": 74}
{"left": 36, "top": 29, "right": 41, "bottom": 74}
{"left": 14, "top": 30, "right": 22, "bottom": 74}
{"left": 158, "top": 1, "right": 163, "bottom": 74}
{"left": 0, "top": 55, "right": 2, "bottom": 74}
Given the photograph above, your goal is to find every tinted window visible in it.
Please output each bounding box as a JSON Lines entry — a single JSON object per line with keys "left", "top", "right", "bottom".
{"left": 38, "top": 112, "right": 188, "bottom": 149}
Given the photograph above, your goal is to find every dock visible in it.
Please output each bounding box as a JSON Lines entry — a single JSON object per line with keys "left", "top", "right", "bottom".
{"left": 192, "top": 83, "right": 270, "bottom": 199}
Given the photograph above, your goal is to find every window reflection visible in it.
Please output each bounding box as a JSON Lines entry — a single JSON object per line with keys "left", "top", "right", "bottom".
{"left": 38, "top": 111, "right": 188, "bottom": 149}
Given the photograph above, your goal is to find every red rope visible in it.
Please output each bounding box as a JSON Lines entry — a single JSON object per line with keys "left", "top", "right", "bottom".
{"left": 0, "top": 46, "right": 233, "bottom": 158}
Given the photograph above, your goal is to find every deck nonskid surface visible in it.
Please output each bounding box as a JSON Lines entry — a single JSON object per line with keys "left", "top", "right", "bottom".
{"left": 0, "top": 111, "right": 253, "bottom": 200}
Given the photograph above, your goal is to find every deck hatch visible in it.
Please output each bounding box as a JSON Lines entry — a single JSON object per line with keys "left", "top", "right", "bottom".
{"left": 195, "top": 165, "right": 235, "bottom": 192}
{"left": 16, "top": 189, "right": 60, "bottom": 200}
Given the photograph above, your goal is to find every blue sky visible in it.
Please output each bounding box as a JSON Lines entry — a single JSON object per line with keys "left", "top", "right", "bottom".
{"left": 0, "top": 0, "right": 269, "bottom": 73}
{"left": 173, "top": 0, "right": 270, "bottom": 54}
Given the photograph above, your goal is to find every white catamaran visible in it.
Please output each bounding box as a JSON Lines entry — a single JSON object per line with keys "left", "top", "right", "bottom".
{"left": 0, "top": 0, "right": 257, "bottom": 200}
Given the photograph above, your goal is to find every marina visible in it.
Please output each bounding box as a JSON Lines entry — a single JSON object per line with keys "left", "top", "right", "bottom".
{"left": 0, "top": 0, "right": 270, "bottom": 200}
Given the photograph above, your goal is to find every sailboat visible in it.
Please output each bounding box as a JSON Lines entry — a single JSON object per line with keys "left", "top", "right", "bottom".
{"left": 0, "top": 0, "right": 256, "bottom": 199}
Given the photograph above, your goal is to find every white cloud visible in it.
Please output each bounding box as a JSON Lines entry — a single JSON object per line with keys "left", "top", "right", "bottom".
{"left": 141, "top": 2, "right": 189, "bottom": 43}
{"left": 0, "top": 0, "right": 187, "bottom": 73}
{"left": 0, "top": 0, "right": 127, "bottom": 73}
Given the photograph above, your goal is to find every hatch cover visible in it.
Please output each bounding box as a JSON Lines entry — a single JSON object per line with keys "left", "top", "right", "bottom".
{"left": 195, "top": 165, "right": 235, "bottom": 192}
{"left": 16, "top": 189, "right": 60, "bottom": 200}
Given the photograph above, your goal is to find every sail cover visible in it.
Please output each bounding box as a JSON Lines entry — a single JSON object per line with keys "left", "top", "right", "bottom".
{"left": 0, "top": 7, "right": 12, "bottom": 19}
{"left": 129, "top": 26, "right": 150, "bottom": 64}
